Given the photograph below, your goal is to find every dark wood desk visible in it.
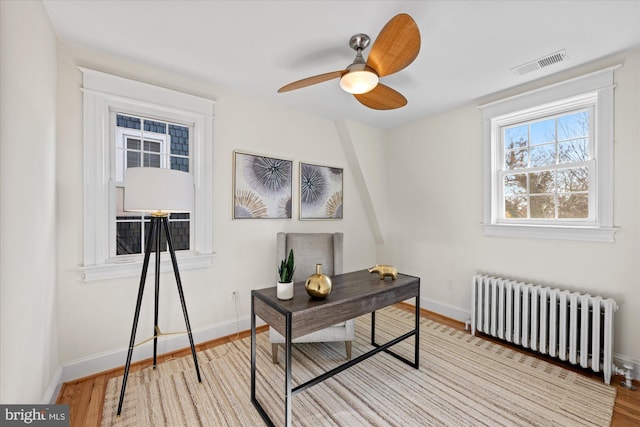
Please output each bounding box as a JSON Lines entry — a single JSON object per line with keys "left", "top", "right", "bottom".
{"left": 251, "top": 269, "right": 421, "bottom": 426}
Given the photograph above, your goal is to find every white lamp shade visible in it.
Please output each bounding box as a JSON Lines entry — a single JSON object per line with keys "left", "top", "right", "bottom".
{"left": 124, "top": 167, "right": 194, "bottom": 213}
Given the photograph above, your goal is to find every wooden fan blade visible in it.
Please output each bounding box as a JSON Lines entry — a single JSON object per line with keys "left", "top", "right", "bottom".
{"left": 277, "top": 70, "right": 345, "bottom": 93}
{"left": 367, "top": 13, "right": 420, "bottom": 78}
{"left": 353, "top": 83, "right": 407, "bottom": 110}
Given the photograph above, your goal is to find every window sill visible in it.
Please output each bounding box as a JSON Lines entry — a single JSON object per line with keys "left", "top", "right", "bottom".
{"left": 482, "top": 223, "right": 618, "bottom": 243}
{"left": 80, "top": 253, "right": 214, "bottom": 282}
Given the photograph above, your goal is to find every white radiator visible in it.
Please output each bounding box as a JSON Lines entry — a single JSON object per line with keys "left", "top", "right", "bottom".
{"left": 471, "top": 274, "right": 618, "bottom": 384}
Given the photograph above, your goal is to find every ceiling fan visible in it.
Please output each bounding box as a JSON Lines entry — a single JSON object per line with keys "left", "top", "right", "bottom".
{"left": 277, "top": 13, "right": 421, "bottom": 110}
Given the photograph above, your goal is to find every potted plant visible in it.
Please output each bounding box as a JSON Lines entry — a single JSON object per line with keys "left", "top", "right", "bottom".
{"left": 277, "top": 249, "right": 295, "bottom": 300}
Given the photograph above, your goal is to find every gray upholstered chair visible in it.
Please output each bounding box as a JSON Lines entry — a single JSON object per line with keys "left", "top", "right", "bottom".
{"left": 270, "top": 232, "right": 355, "bottom": 363}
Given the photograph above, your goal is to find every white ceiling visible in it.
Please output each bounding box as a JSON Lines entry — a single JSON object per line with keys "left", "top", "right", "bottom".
{"left": 42, "top": 0, "right": 640, "bottom": 129}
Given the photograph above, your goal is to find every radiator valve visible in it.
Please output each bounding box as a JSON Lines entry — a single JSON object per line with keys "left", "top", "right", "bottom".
{"left": 618, "top": 363, "right": 637, "bottom": 390}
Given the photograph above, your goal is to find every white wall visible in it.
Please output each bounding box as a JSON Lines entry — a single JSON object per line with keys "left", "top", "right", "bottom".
{"left": 335, "top": 119, "right": 388, "bottom": 247}
{"left": 55, "top": 44, "right": 379, "bottom": 377}
{"left": 383, "top": 50, "right": 640, "bottom": 368}
{"left": 0, "top": 1, "right": 59, "bottom": 402}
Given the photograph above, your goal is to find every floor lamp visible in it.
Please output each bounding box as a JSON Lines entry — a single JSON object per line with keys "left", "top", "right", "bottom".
{"left": 117, "top": 167, "right": 202, "bottom": 416}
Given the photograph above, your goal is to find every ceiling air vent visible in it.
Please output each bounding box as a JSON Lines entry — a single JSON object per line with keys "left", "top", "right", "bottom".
{"left": 511, "top": 49, "right": 568, "bottom": 76}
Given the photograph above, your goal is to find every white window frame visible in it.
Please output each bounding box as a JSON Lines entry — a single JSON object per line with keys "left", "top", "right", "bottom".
{"left": 480, "top": 66, "right": 619, "bottom": 242}
{"left": 80, "top": 68, "right": 214, "bottom": 281}
{"left": 496, "top": 98, "right": 596, "bottom": 224}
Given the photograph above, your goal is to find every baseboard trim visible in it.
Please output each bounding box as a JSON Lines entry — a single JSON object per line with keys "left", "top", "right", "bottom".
{"left": 43, "top": 366, "right": 63, "bottom": 404}
{"left": 420, "top": 297, "right": 470, "bottom": 323}
{"left": 58, "top": 316, "right": 253, "bottom": 385}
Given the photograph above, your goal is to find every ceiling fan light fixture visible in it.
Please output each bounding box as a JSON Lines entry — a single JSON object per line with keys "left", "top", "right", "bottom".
{"left": 339, "top": 65, "right": 379, "bottom": 94}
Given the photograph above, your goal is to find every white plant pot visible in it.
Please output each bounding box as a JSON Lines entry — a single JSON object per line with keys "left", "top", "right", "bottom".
{"left": 277, "top": 281, "right": 294, "bottom": 300}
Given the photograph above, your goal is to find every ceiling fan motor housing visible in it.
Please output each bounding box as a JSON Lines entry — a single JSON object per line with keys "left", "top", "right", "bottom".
{"left": 349, "top": 33, "right": 371, "bottom": 51}
{"left": 345, "top": 62, "right": 377, "bottom": 75}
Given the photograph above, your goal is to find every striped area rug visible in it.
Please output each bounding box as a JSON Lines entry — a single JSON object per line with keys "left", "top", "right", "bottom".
{"left": 102, "top": 306, "right": 616, "bottom": 426}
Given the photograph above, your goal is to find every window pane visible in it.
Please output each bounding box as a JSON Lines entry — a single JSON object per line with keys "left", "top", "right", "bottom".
{"left": 144, "top": 119, "right": 166, "bottom": 134}
{"left": 117, "top": 114, "right": 140, "bottom": 130}
{"left": 529, "top": 170, "right": 555, "bottom": 194}
{"left": 504, "top": 174, "right": 526, "bottom": 196}
{"left": 144, "top": 141, "right": 161, "bottom": 152}
{"left": 143, "top": 153, "right": 161, "bottom": 168}
{"left": 505, "top": 148, "right": 528, "bottom": 170}
{"left": 558, "top": 138, "right": 588, "bottom": 163}
{"left": 530, "top": 143, "right": 556, "bottom": 167}
{"left": 558, "top": 194, "right": 588, "bottom": 218}
{"left": 504, "top": 125, "right": 528, "bottom": 150}
{"left": 530, "top": 195, "right": 555, "bottom": 218}
{"left": 505, "top": 196, "right": 527, "bottom": 218}
{"left": 169, "top": 220, "right": 190, "bottom": 251}
{"left": 169, "top": 124, "right": 189, "bottom": 156}
{"left": 169, "top": 124, "right": 190, "bottom": 172}
{"left": 127, "top": 151, "right": 140, "bottom": 168}
{"left": 126, "top": 138, "right": 141, "bottom": 168}
{"left": 171, "top": 157, "right": 189, "bottom": 172}
{"left": 530, "top": 118, "right": 555, "bottom": 145}
{"left": 117, "top": 221, "right": 141, "bottom": 255}
{"left": 558, "top": 111, "right": 588, "bottom": 140}
{"left": 557, "top": 167, "right": 588, "bottom": 192}
{"left": 127, "top": 138, "right": 140, "bottom": 150}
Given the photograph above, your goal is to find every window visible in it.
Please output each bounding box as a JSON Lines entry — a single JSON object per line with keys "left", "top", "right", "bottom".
{"left": 500, "top": 102, "right": 594, "bottom": 222}
{"left": 481, "top": 66, "right": 618, "bottom": 242}
{"left": 80, "top": 68, "right": 214, "bottom": 281}
{"left": 115, "top": 114, "right": 192, "bottom": 256}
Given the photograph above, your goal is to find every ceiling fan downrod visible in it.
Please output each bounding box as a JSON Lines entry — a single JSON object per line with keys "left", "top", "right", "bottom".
{"left": 348, "top": 33, "right": 370, "bottom": 64}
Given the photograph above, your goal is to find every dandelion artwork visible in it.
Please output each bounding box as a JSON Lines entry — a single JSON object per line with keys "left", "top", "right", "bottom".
{"left": 233, "top": 152, "right": 292, "bottom": 219}
{"left": 300, "top": 162, "right": 343, "bottom": 219}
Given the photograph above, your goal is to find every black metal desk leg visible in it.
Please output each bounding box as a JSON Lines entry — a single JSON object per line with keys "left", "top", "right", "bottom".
{"left": 415, "top": 294, "right": 420, "bottom": 369}
{"left": 371, "top": 310, "right": 376, "bottom": 345}
{"left": 251, "top": 296, "right": 256, "bottom": 401}
{"left": 285, "top": 313, "right": 292, "bottom": 427}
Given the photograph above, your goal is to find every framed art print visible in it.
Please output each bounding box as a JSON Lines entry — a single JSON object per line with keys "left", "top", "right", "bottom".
{"left": 299, "top": 162, "right": 343, "bottom": 219}
{"left": 233, "top": 151, "right": 292, "bottom": 219}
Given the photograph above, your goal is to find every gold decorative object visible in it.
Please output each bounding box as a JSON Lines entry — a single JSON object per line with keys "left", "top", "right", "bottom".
{"left": 368, "top": 264, "right": 398, "bottom": 280}
{"left": 305, "top": 264, "right": 332, "bottom": 298}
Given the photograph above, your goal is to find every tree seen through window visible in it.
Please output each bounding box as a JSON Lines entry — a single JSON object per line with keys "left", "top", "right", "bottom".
{"left": 502, "top": 110, "right": 590, "bottom": 220}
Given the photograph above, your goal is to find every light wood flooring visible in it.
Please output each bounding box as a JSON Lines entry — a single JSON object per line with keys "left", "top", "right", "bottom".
{"left": 57, "top": 304, "right": 640, "bottom": 426}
